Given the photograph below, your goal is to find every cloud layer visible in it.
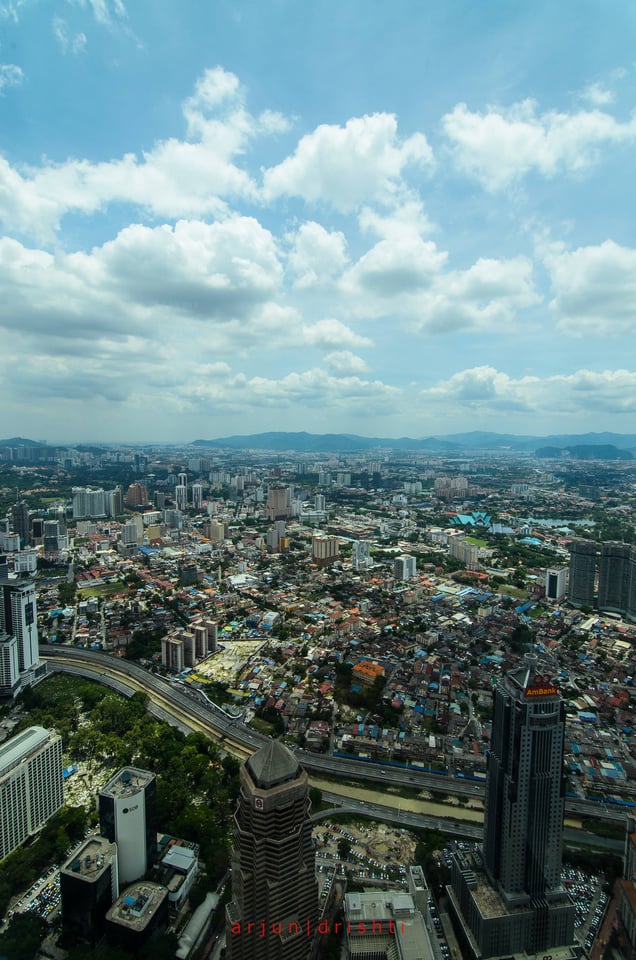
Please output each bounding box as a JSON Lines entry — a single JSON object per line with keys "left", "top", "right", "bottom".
{"left": 0, "top": 41, "right": 633, "bottom": 440}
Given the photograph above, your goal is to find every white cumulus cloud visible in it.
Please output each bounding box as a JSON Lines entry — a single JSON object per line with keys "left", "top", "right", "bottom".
{"left": 286, "top": 221, "right": 348, "bottom": 288}
{"left": 301, "top": 318, "right": 373, "bottom": 351}
{"left": 0, "top": 67, "right": 287, "bottom": 240}
{"left": 443, "top": 98, "right": 636, "bottom": 190}
{"left": 263, "top": 113, "right": 434, "bottom": 212}
{"left": 545, "top": 239, "right": 636, "bottom": 336}
{"left": 421, "top": 366, "right": 636, "bottom": 417}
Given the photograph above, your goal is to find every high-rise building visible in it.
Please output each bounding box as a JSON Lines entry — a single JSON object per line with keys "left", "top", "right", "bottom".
{"left": 449, "top": 654, "right": 575, "bottom": 958}
{"left": 105, "top": 881, "right": 169, "bottom": 952}
{"left": 567, "top": 539, "right": 597, "bottom": 608}
{"left": 628, "top": 547, "right": 636, "bottom": 625}
{"left": 0, "top": 632, "right": 19, "bottom": 698}
{"left": 161, "top": 635, "right": 185, "bottom": 673}
{"left": 352, "top": 540, "right": 372, "bottom": 571}
{"left": 0, "top": 577, "right": 38, "bottom": 673}
{"left": 312, "top": 534, "right": 340, "bottom": 567}
{"left": 226, "top": 741, "right": 319, "bottom": 960}
{"left": 124, "top": 482, "right": 148, "bottom": 508}
{"left": 106, "top": 486, "right": 123, "bottom": 518}
{"left": 43, "top": 519, "right": 65, "bottom": 553}
{"left": 545, "top": 566, "right": 568, "bottom": 603}
{"left": 394, "top": 555, "right": 417, "bottom": 581}
{"left": 72, "top": 486, "right": 106, "bottom": 519}
{"left": 175, "top": 484, "right": 188, "bottom": 512}
{"left": 266, "top": 485, "right": 292, "bottom": 521}
{"left": 0, "top": 726, "right": 63, "bottom": 861}
{"left": 60, "top": 836, "right": 118, "bottom": 946}
{"left": 343, "top": 889, "right": 434, "bottom": 960}
{"left": 11, "top": 501, "right": 30, "bottom": 547}
{"left": 191, "top": 483, "right": 204, "bottom": 510}
{"left": 598, "top": 541, "right": 632, "bottom": 615}
{"left": 99, "top": 768, "right": 157, "bottom": 886}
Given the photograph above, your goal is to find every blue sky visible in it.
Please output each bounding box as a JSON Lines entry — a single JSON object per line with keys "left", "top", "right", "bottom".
{"left": 1, "top": 0, "right": 635, "bottom": 443}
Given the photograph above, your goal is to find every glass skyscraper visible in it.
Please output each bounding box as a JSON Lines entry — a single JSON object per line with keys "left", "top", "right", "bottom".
{"left": 449, "top": 654, "right": 575, "bottom": 958}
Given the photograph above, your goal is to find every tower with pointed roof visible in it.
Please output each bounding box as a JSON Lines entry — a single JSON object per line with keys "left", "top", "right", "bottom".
{"left": 226, "top": 741, "right": 319, "bottom": 960}
{"left": 449, "top": 653, "right": 575, "bottom": 958}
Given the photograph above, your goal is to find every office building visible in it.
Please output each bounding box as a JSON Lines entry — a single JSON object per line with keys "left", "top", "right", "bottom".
{"left": 545, "top": 566, "right": 568, "bottom": 603}
{"left": 43, "top": 519, "right": 66, "bottom": 553}
{"left": 628, "top": 548, "right": 636, "bottom": 624}
{"left": 157, "top": 838, "right": 199, "bottom": 916}
{"left": 598, "top": 541, "right": 632, "bottom": 615}
{"left": 266, "top": 485, "right": 292, "bottom": 521}
{"left": 394, "top": 555, "right": 417, "bottom": 581}
{"left": 567, "top": 539, "right": 597, "bottom": 608}
{"left": 343, "top": 890, "right": 435, "bottom": 960}
{"left": 11, "top": 501, "right": 30, "bottom": 547}
{"left": 124, "top": 482, "right": 148, "bottom": 508}
{"left": 226, "top": 741, "right": 319, "bottom": 960}
{"left": 99, "top": 768, "right": 157, "bottom": 886}
{"left": 618, "top": 816, "right": 636, "bottom": 951}
{"left": 30, "top": 517, "right": 44, "bottom": 543}
{"left": 449, "top": 654, "right": 575, "bottom": 958}
{"left": 14, "top": 549, "right": 38, "bottom": 574}
{"left": 105, "top": 881, "right": 169, "bottom": 952}
{"left": 60, "top": 836, "right": 118, "bottom": 946}
{"left": 0, "top": 632, "right": 20, "bottom": 698}
{"left": 0, "top": 726, "right": 63, "bottom": 861}
{"left": 0, "top": 577, "right": 39, "bottom": 673}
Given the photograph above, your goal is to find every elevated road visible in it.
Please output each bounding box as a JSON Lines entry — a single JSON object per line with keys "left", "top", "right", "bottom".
{"left": 41, "top": 646, "right": 632, "bottom": 829}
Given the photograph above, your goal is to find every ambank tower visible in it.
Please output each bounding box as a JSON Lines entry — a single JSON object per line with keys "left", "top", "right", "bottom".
{"left": 449, "top": 654, "right": 575, "bottom": 959}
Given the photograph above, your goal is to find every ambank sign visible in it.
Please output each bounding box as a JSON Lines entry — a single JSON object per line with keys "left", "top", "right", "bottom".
{"left": 524, "top": 673, "right": 558, "bottom": 698}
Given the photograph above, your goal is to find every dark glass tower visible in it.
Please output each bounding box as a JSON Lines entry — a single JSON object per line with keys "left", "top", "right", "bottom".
{"left": 226, "top": 741, "right": 319, "bottom": 960}
{"left": 567, "top": 539, "right": 597, "bottom": 608}
{"left": 450, "top": 654, "right": 575, "bottom": 958}
{"left": 483, "top": 656, "right": 567, "bottom": 904}
{"left": 598, "top": 541, "right": 631, "bottom": 615}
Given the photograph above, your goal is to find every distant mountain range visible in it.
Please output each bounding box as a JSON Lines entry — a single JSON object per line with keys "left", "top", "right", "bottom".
{"left": 0, "top": 437, "right": 46, "bottom": 447}
{"left": 3, "top": 432, "right": 635, "bottom": 458}
{"left": 192, "top": 431, "right": 636, "bottom": 456}
{"left": 535, "top": 444, "right": 633, "bottom": 461}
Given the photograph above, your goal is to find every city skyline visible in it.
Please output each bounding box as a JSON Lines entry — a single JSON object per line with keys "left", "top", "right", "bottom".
{"left": 1, "top": 2, "right": 636, "bottom": 443}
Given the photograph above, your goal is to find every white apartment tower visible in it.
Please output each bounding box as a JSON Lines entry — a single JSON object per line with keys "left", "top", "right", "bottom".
{"left": 352, "top": 540, "right": 372, "bottom": 571}
{"left": 175, "top": 484, "right": 188, "bottom": 512}
{"left": 394, "top": 555, "right": 417, "bottom": 581}
{"left": 191, "top": 483, "right": 204, "bottom": 510}
{"left": 0, "top": 726, "right": 64, "bottom": 861}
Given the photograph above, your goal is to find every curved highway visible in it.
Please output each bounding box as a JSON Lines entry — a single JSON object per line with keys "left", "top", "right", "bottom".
{"left": 41, "top": 646, "right": 630, "bottom": 828}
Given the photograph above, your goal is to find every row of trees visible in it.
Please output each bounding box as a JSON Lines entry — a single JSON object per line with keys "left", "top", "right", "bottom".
{"left": 15, "top": 675, "right": 241, "bottom": 883}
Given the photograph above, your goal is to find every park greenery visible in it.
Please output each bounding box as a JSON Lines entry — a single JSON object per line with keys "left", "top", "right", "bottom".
{"left": 8, "top": 675, "right": 240, "bottom": 911}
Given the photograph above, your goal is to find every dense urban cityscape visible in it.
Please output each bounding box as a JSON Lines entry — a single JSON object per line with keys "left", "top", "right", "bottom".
{"left": 1, "top": 0, "right": 635, "bottom": 957}
{"left": 0, "top": 434, "right": 635, "bottom": 959}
